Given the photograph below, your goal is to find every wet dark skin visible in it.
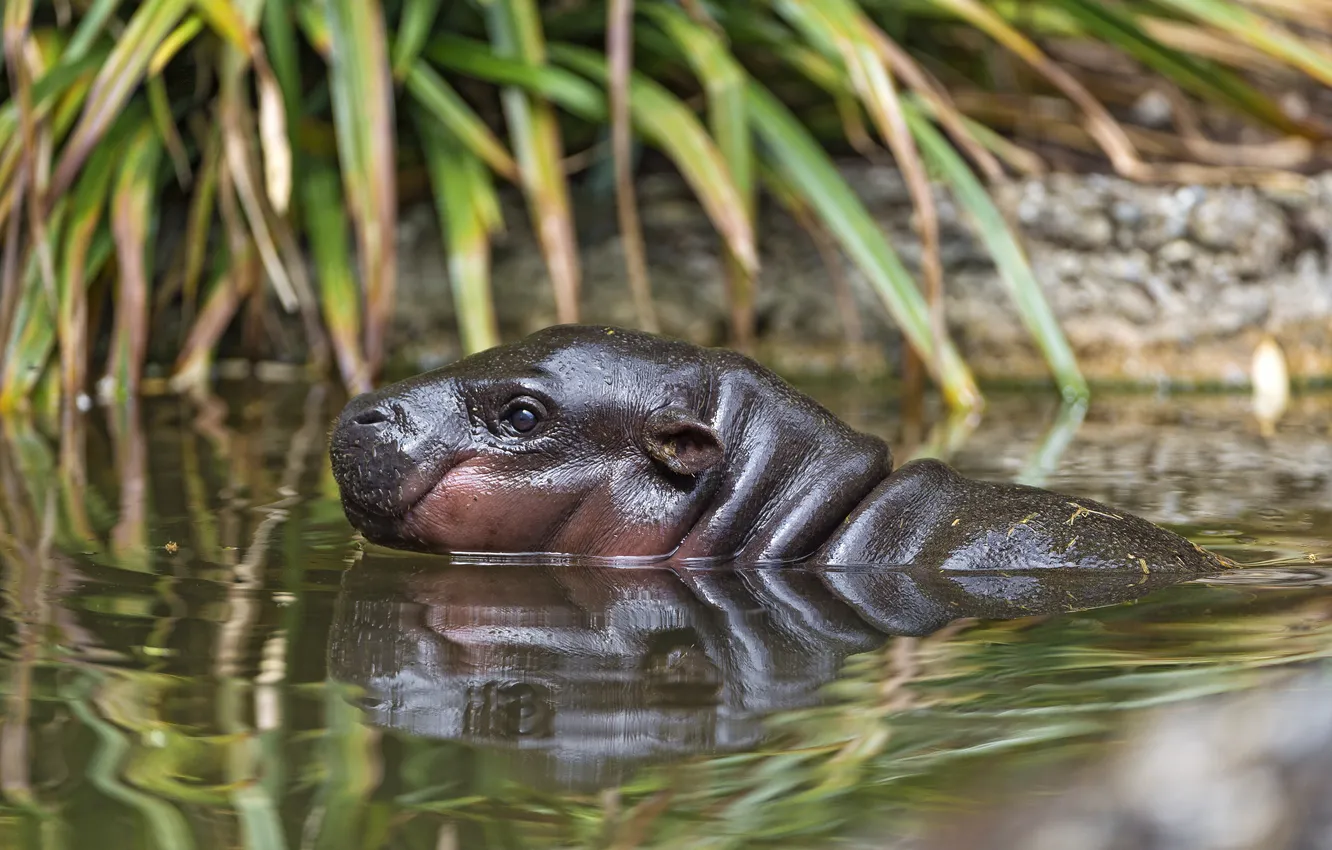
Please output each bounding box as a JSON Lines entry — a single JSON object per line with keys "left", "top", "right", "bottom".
{"left": 329, "top": 325, "right": 1234, "bottom": 573}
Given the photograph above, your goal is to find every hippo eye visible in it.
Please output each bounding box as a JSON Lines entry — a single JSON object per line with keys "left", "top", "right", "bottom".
{"left": 499, "top": 398, "right": 546, "bottom": 437}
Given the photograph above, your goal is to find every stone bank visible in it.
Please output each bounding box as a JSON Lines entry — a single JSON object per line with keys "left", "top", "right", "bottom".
{"left": 393, "top": 166, "right": 1332, "bottom": 386}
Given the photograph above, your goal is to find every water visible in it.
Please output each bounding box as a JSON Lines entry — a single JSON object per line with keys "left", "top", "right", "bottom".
{"left": 0, "top": 380, "right": 1329, "bottom": 849}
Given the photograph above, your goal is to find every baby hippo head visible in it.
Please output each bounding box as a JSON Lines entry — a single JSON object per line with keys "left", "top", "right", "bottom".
{"left": 329, "top": 326, "right": 726, "bottom": 556}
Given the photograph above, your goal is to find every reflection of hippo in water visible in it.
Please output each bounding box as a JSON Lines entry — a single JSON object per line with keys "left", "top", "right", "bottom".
{"left": 328, "top": 557, "right": 1197, "bottom": 790}
{"left": 329, "top": 325, "right": 1231, "bottom": 572}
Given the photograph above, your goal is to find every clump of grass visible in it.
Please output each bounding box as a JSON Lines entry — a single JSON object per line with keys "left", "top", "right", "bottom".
{"left": 1, "top": 0, "right": 1329, "bottom": 412}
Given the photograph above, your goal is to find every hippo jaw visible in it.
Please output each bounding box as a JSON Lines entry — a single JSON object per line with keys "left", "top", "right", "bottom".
{"left": 329, "top": 381, "right": 472, "bottom": 550}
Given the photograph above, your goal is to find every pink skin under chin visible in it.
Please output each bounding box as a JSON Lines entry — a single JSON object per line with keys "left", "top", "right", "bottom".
{"left": 399, "top": 458, "right": 567, "bottom": 553}
{"left": 397, "top": 457, "right": 691, "bottom": 557}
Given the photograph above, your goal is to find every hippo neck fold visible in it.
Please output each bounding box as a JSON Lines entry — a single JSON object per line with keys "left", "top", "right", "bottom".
{"left": 676, "top": 356, "right": 893, "bottom": 562}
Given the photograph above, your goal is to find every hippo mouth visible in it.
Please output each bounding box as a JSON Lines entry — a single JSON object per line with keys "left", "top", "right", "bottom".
{"left": 338, "top": 455, "right": 487, "bottom": 549}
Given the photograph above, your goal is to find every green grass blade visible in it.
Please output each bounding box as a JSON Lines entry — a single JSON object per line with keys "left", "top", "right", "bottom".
{"left": 485, "top": 0, "right": 581, "bottom": 324}
{"left": 23, "top": 44, "right": 110, "bottom": 111}
{"left": 405, "top": 63, "right": 520, "bottom": 181}
{"left": 262, "top": 0, "right": 302, "bottom": 215}
{"left": 105, "top": 123, "right": 162, "bottom": 401}
{"left": 1151, "top": 0, "right": 1332, "bottom": 88}
{"left": 326, "top": 0, "right": 398, "bottom": 373}
{"left": 646, "top": 1, "right": 756, "bottom": 345}
{"left": 746, "top": 80, "right": 981, "bottom": 411}
{"left": 50, "top": 0, "right": 189, "bottom": 199}
{"left": 179, "top": 128, "right": 219, "bottom": 321}
{"left": 263, "top": 0, "right": 302, "bottom": 112}
{"left": 308, "top": 686, "right": 381, "bottom": 850}
{"left": 777, "top": 0, "right": 949, "bottom": 377}
{"left": 416, "top": 109, "right": 502, "bottom": 354}
{"left": 391, "top": 0, "right": 443, "bottom": 79}
{"left": 295, "top": 0, "right": 331, "bottom": 55}
{"left": 65, "top": 0, "right": 122, "bottom": 61}
{"left": 903, "top": 101, "right": 1087, "bottom": 402}
{"left": 147, "top": 15, "right": 204, "bottom": 75}
{"left": 301, "top": 163, "right": 370, "bottom": 393}
{"left": 192, "top": 0, "right": 258, "bottom": 54}
{"left": 606, "top": 0, "right": 659, "bottom": 333}
{"left": 59, "top": 123, "right": 124, "bottom": 404}
{"left": 0, "top": 247, "right": 56, "bottom": 411}
{"left": 425, "top": 34, "right": 607, "bottom": 119}
{"left": 1045, "top": 0, "right": 1302, "bottom": 133}
{"left": 644, "top": 3, "right": 752, "bottom": 205}
{"left": 553, "top": 44, "right": 759, "bottom": 275}
{"left": 146, "top": 75, "right": 191, "bottom": 184}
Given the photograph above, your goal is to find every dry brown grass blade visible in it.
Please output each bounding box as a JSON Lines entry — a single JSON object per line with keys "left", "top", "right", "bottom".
{"left": 254, "top": 49, "right": 291, "bottom": 216}
{"left": 952, "top": 91, "right": 1311, "bottom": 188}
{"left": 327, "top": 0, "right": 398, "bottom": 375}
{"left": 870, "top": 31, "right": 1003, "bottom": 183}
{"left": 835, "top": 94, "right": 882, "bottom": 162}
{"left": 106, "top": 125, "right": 161, "bottom": 400}
{"left": 220, "top": 90, "right": 298, "bottom": 313}
{"left": 1157, "top": 84, "right": 1312, "bottom": 169}
{"left": 932, "top": 0, "right": 1152, "bottom": 181}
{"left": 9, "top": 33, "right": 59, "bottom": 317}
{"left": 172, "top": 151, "right": 253, "bottom": 393}
{"left": 59, "top": 193, "right": 106, "bottom": 406}
{"left": 1244, "top": 0, "right": 1332, "bottom": 26}
{"left": 49, "top": 0, "right": 190, "bottom": 202}
{"left": 608, "top": 0, "right": 659, "bottom": 333}
{"left": 0, "top": 165, "right": 24, "bottom": 353}
{"left": 171, "top": 251, "right": 257, "bottom": 395}
{"left": 180, "top": 126, "right": 221, "bottom": 323}
{"left": 108, "top": 397, "right": 148, "bottom": 568}
{"left": 1141, "top": 18, "right": 1287, "bottom": 72}
{"left": 490, "top": 0, "right": 582, "bottom": 325}
{"left": 59, "top": 239, "right": 94, "bottom": 406}
{"left": 960, "top": 3, "right": 1310, "bottom": 187}
{"left": 811, "top": 3, "right": 947, "bottom": 381}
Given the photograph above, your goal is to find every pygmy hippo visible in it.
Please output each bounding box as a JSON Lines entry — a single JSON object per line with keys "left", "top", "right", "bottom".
{"left": 329, "top": 325, "right": 1233, "bottom": 572}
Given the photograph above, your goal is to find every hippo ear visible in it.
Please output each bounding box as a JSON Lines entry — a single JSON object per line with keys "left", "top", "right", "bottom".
{"left": 642, "top": 407, "right": 724, "bottom": 477}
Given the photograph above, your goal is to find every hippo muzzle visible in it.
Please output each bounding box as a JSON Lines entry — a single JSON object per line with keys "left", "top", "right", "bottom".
{"left": 330, "top": 376, "right": 470, "bottom": 545}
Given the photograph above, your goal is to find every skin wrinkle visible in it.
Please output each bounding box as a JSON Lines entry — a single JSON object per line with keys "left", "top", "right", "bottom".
{"left": 674, "top": 359, "right": 888, "bottom": 561}
{"left": 329, "top": 326, "right": 1232, "bottom": 577}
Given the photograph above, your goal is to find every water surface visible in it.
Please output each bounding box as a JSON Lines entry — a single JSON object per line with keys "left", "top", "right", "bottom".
{"left": 0, "top": 381, "right": 1329, "bottom": 849}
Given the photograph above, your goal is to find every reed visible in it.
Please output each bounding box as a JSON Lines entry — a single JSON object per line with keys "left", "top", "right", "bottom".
{"left": 2, "top": 0, "right": 1330, "bottom": 411}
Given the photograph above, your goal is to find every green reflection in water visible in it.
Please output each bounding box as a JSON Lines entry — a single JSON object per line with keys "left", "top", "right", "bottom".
{"left": 0, "top": 383, "right": 1328, "bottom": 849}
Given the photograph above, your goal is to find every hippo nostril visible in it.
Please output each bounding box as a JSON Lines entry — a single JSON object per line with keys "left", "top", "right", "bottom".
{"left": 351, "top": 407, "right": 392, "bottom": 427}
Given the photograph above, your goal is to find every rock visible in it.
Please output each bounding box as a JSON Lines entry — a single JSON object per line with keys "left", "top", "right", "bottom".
{"left": 388, "top": 164, "right": 1332, "bottom": 385}
{"left": 1135, "top": 187, "right": 1202, "bottom": 250}
{"left": 1190, "top": 190, "right": 1290, "bottom": 258}
{"left": 1130, "top": 89, "right": 1173, "bottom": 128}
{"left": 1157, "top": 239, "right": 1195, "bottom": 266}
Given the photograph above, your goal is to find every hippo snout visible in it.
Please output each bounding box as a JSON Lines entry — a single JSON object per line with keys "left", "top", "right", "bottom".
{"left": 329, "top": 384, "right": 458, "bottom": 531}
